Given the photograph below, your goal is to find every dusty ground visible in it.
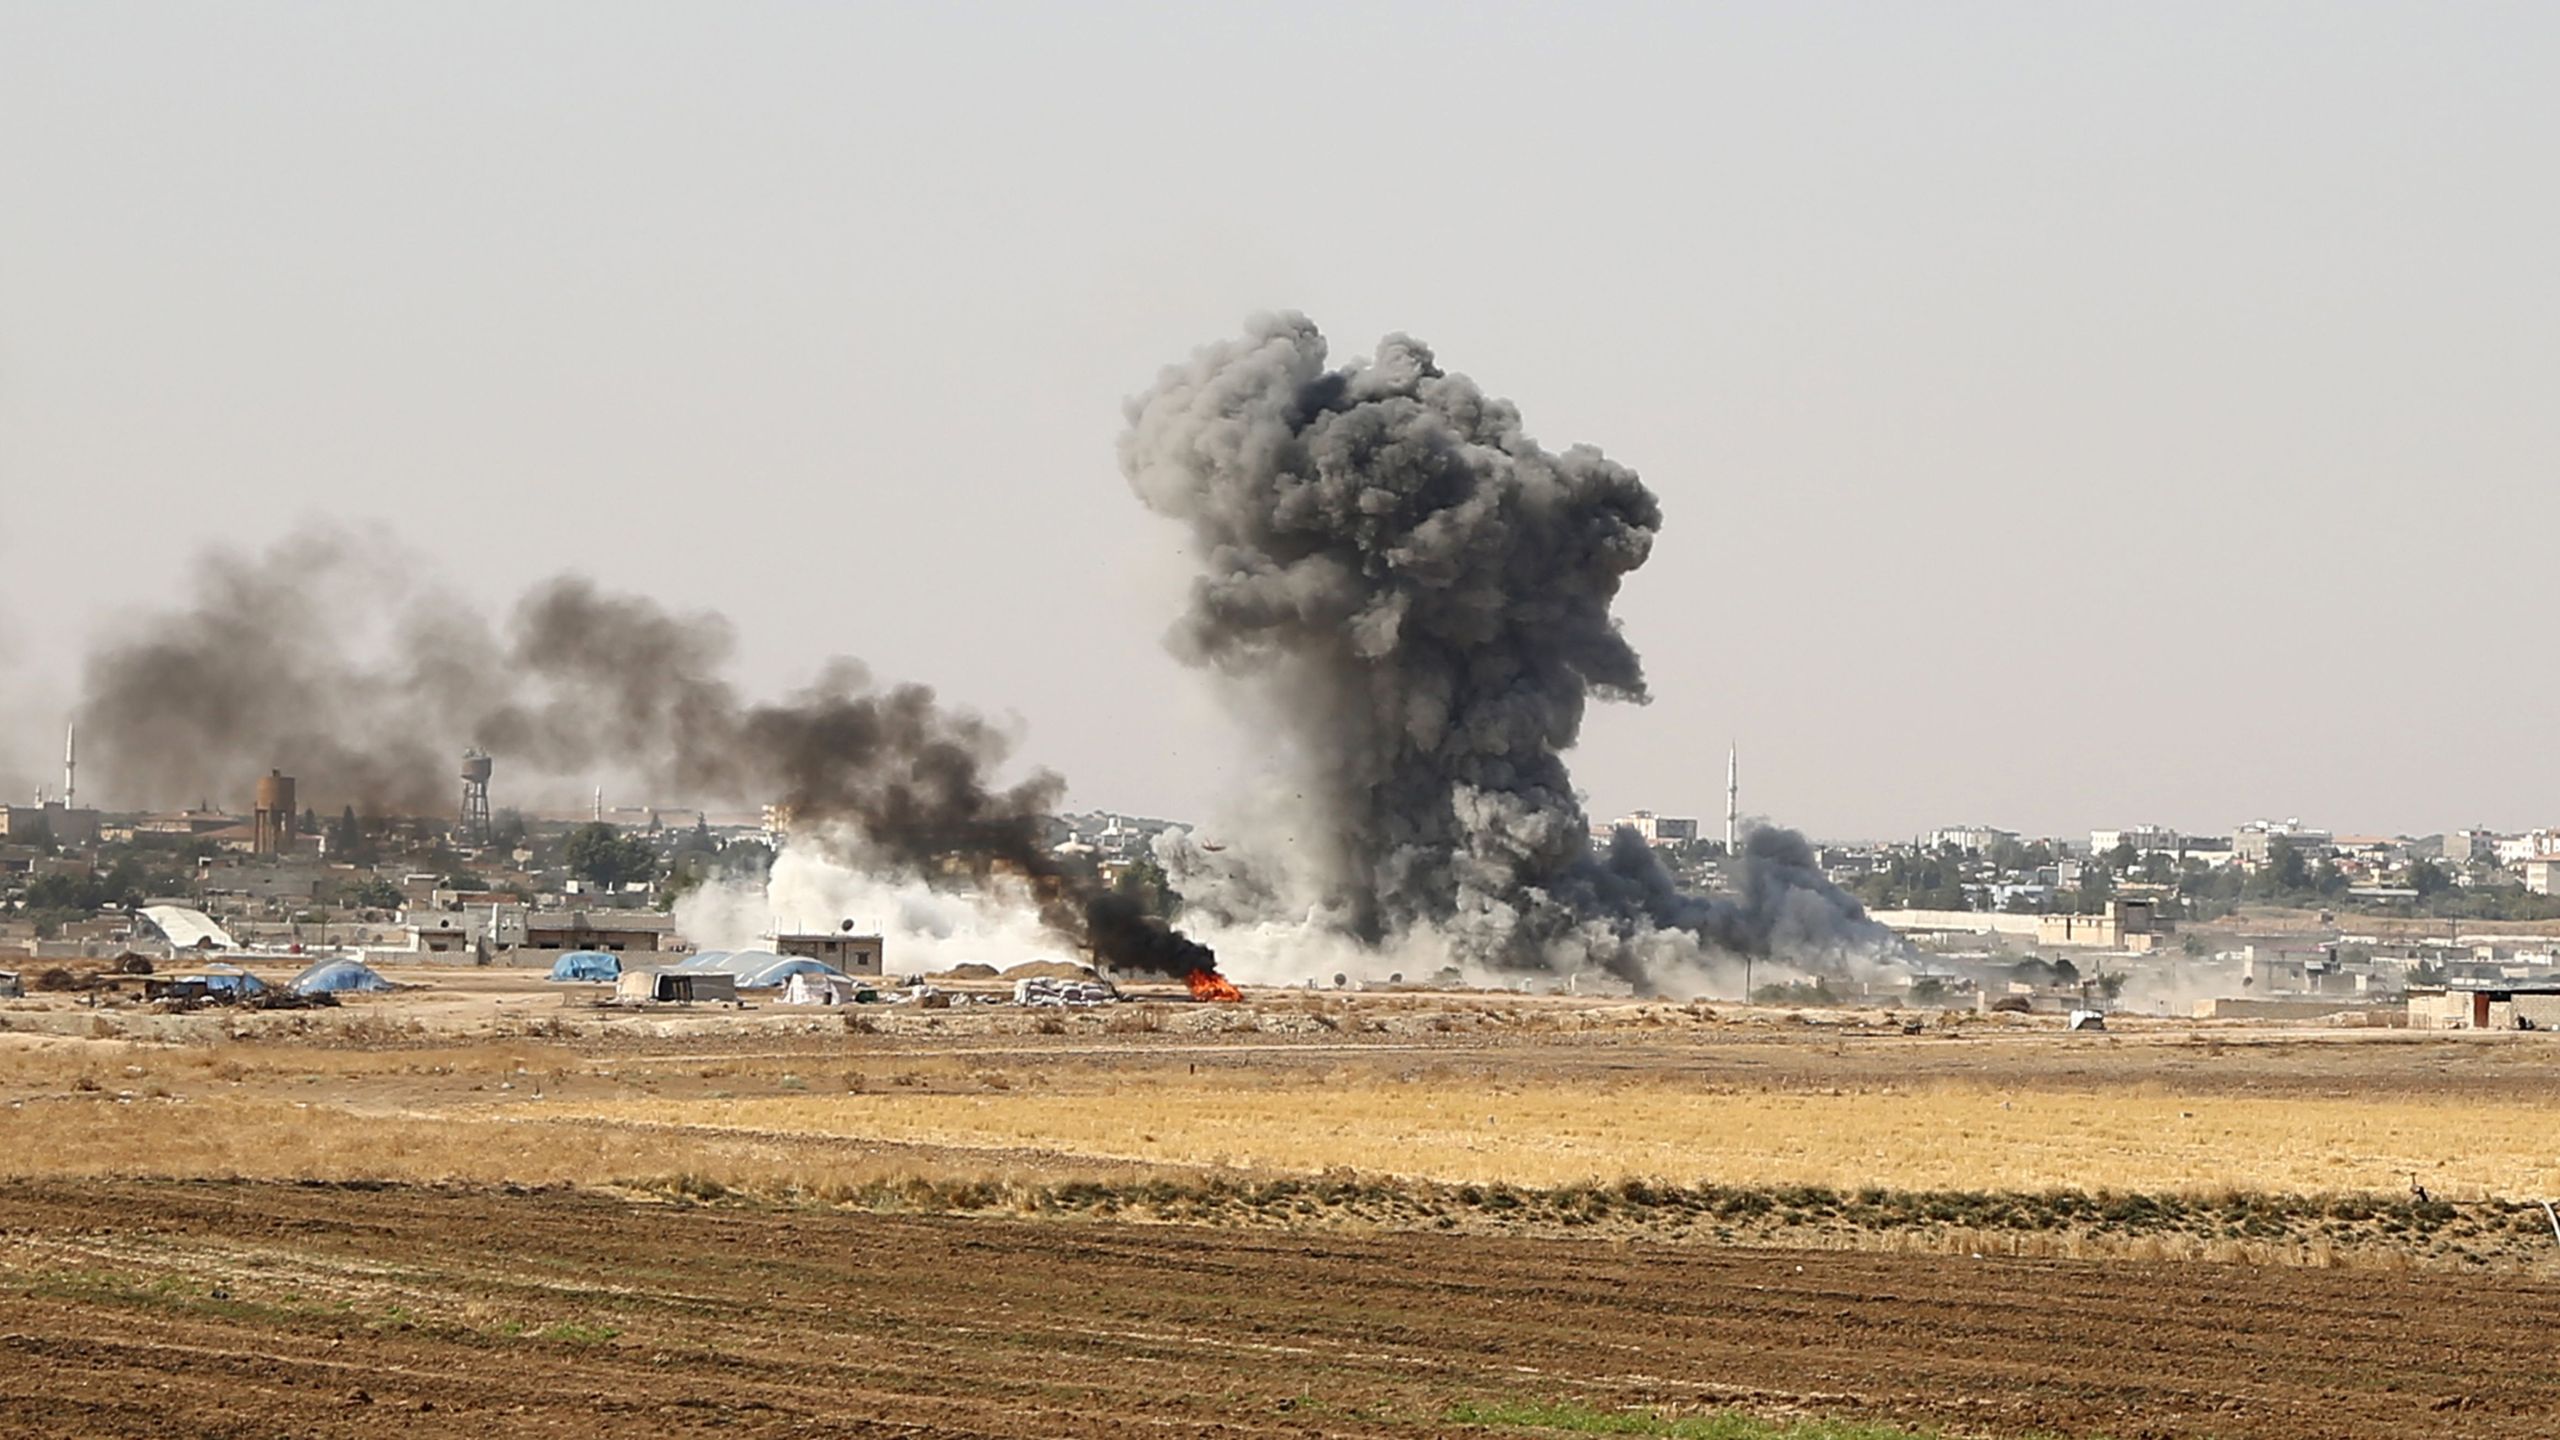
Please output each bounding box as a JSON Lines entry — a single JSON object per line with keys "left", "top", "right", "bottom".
{"left": 11, "top": 978, "right": 2560, "bottom": 1205}
{"left": 9, "top": 975, "right": 2560, "bottom": 1434}
{"left": 3, "top": 1178, "right": 2555, "bottom": 1440}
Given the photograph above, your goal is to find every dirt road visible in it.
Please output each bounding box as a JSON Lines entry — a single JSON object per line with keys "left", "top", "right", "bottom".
{"left": 2, "top": 1180, "right": 2552, "bottom": 1438}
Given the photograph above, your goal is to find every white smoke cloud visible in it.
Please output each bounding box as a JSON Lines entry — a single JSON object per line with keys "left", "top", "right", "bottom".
{"left": 673, "top": 841, "right": 1069, "bottom": 975}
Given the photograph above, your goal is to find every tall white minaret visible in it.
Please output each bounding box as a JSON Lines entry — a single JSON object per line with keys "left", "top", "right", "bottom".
{"left": 62, "top": 719, "right": 75, "bottom": 809}
{"left": 1724, "top": 741, "right": 1738, "bottom": 855}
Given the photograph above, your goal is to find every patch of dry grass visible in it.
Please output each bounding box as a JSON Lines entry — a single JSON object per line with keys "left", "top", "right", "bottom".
{"left": 0, "top": 1095, "right": 1099, "bottom": 1194}
{"left": 8, "top": 1092, "right": 2553, "bottom": 1272}
{"left": 542, "top": 1079, "right": 2560, "bottom": 1200}
{"left": 14, "top": 1028, "right": 2560, "bottom": 1199}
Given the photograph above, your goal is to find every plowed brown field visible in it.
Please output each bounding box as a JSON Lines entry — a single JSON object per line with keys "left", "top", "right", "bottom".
{"left": 3, "top": 1179, "right": 2554, "bottom": 1439}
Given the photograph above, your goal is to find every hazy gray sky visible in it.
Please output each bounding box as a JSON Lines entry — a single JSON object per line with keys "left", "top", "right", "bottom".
{"left": 3, "top": 3, "right": 2554, "bottom": 841}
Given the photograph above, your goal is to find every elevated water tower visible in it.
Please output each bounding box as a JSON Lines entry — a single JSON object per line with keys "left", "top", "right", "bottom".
{"left": 252, "top": 769, "right": 296, "bottom": 856}
{"left": 459, "top": 748, "right": 494, "bottom": 846}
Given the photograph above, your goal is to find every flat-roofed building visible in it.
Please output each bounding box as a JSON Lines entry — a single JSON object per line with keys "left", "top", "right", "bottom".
{"left": 0, "top": 804, "right": 101, "bottom": 848}
{"left": 524, "top": 912, "right": 674, "bottom": 954}
{"left": 773, "top": 931, "right": 885, "bottom": 976}
{"left": 1612, "top": 811, "right": 1699, "bottom": 846}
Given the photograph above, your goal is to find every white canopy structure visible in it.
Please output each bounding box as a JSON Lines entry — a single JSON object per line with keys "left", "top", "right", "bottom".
{"left": 139, "top": 904, "right": 240, "bottom": 952}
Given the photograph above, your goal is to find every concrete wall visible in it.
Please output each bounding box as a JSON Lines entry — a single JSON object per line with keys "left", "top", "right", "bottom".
{"left": 2196, "top": 997, "right": 2390, "bottom": 1022}
{"left": 2407, "top": 990, "right": 2560, "bottom": 1029}
{"left": 1870, "top": 909, "right": 2042, "bottom": 937}
{"left": 2514, "top": 993, "right": 2560, "bottom": 1029}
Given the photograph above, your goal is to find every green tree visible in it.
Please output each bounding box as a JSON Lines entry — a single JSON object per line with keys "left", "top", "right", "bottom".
{"left": 329, "top": 805, "right": 366, "bottom": 859}
{"left": 1987, "top": 837, "right": 2042, "bottom": 874}
{"left": 1113, "top": 853, "right": 1179, "bottom": 921}
{"left": 2073, "top": 864, "right": 2113, "bottom": 914}
{"left": 2266, "top": 837, "right": 2310, "bottom": 892}
{"left": 20, "top": 859, "right": 151, "bottom": 919}
{"left": 490, "top": 809, "right": 529, "bottom": 851}
{"left": 562, "top": 822, "right": 659, "bottom": 891}
{"left": 344, "top": 875, "right": 405, "bottom": 910}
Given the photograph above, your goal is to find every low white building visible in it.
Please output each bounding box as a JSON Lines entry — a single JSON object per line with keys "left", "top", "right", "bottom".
{"left": 2090, "top": 826, "right": 2181, "bottom": 856}
{"left": 1613, "top": 811, "right": 1699, "bottom": 846}
{"left": 2495, "top": 830, "right": 2560, "bottom": 866}
{"left": 2235, "top": 820, "right": 2332, "bottom": 869}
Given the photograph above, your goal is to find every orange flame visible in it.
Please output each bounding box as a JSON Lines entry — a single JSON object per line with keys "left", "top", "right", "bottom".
{"left": 1185, "top": 968, "right": 1242, "bottom": 1003}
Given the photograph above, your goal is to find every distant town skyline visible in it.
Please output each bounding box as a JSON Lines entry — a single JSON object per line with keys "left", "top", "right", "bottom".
{"left": 5, "top": 5, "right": 2555, "bottom": 841}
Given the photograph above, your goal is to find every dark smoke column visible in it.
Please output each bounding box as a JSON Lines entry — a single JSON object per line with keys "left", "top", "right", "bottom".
{"left": 1122, "top": 313, "right": 1888, "bottom": 982}
{"left": 73, "top": 532, "right": 1230, "bottom": 987}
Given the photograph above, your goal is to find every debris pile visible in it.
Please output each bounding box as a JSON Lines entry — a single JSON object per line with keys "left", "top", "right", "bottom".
{"left": 1014, "top": 976, "right": 1117, "bottom": 1007}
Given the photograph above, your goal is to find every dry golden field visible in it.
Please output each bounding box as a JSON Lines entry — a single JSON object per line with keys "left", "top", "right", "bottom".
{"left": 12, "top": 978, "right": 2560, "bottom": 1440}
{"left": 7, "top": 975, "right": 2560, "bottom": 1268}
{"left": 538, "top": 1079, "right": 2560, "bottom": 1198}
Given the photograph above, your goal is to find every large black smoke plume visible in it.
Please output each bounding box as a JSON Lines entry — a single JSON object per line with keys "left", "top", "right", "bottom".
{"left": 77, "top": 528, "right": 1215, "bottom": 979}
{"left": 1121, "top": 313, "right": 1890, "bottom": 985}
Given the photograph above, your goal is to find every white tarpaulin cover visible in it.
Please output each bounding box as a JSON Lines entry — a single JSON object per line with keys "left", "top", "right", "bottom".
{"left": 140, "top": 904, "right": 240, "bottom": 952}
{"left": 780, "top": 973, "right": 867, "bottom": 1005}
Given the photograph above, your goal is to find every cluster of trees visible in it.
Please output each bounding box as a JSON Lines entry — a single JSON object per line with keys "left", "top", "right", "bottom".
{"left": 658, "top": 823, "right": 773, "bottom": 908}
{"left": 1849, "top": 851, "right": 1974, "bottom": 911}
{"left": 6, "top": 850, "right": 193, "bottom": 936}
{"left": 2171, "top": 838, "right": 2560, "bottom": 922}
{"left": 561, "top": 821, "right": 664, "bottom": 891}
{"left": 1847, "top": 838, "right": 2086, "bottom": 914}
{"left": 1751, "top": 977, "right": 1843, "bottom": 1007}
{"left": 1851, "top": 831, "right": 2560, "bottom": 924}
{"left": 341, "top": 875, "right": 406, "bottom": 910}
{"left": 2009, "top": 955, "right": 2123, "bottom": 997}
{"left": 1109, "top": 853, "right": 1179, "bottom": 921}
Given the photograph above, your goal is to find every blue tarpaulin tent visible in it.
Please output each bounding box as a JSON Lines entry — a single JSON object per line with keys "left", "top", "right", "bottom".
{"left": 182, "top": 964, "right": 266, "bottom": 997}
{"left": 289, "top": 959, "right": 395, "bottom": 996}
{"left": 548, "top": 951, "right": 621, "bottom": 982}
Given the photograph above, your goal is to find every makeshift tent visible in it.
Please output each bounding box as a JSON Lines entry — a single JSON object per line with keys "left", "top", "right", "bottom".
{"left": 182, "top": 965, "right": 265, "bottom": 997}
{"left": 780, "top": 972, "right": 870, "bottom": 1005}
{"left": 616, "top": 968, "right": 737, "bottom": 1003}
{"left": 548, "top": 951, "right": 621, "bottom": 982}
{"left": 139, "top": 904, "right": 240, "bottom": 952}
{"left": 726, "top": 954, "right": 848, "bottom": 991}
{"left": 290, "top": 959, "right": 394, "bottom": 996}
{"left": 669, "top": 950, "right": 733, "bottom": 972}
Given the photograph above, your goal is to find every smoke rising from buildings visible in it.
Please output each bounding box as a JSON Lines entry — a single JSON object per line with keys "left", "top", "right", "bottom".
{"left": 69, "top": 316, "right": 1887, "bottom": 991}
{"left": 74, "top": 528, "right": 1215, "bottom": 979}
{"left": 1121, "top": 312, "right": 1891, "bottom": 986}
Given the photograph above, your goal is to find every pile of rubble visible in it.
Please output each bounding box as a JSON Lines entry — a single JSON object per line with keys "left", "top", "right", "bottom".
{"left": 1013, "top": 976, "right": 1118, "bottom": 1007}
